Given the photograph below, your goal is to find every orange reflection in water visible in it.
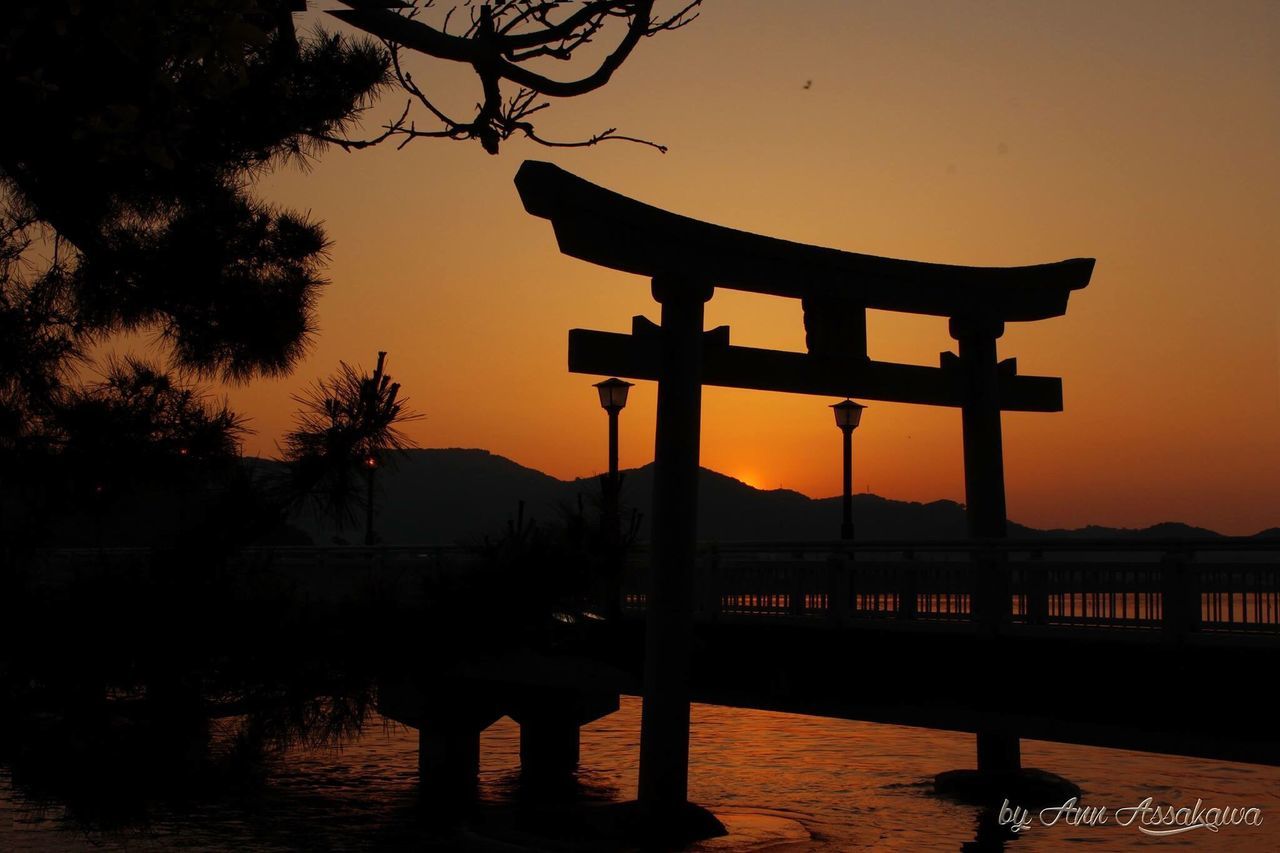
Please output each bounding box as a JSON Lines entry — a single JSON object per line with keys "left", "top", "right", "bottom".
{"left": 6, "top": 700, "right": 1278, "bottom": 850}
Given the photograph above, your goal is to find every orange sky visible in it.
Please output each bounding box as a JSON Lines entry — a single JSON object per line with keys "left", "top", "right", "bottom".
{"left": 205, "top": 1, "right": 1279, "bottom": 535}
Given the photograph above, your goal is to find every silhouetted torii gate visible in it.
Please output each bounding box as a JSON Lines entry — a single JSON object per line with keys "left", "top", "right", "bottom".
{"left": 515, "top": 160, "right": 1095, "bottom": 821}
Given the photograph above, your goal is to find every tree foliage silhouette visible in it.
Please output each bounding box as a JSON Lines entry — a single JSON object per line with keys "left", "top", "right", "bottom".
{"left": 283, "top": 351, "right": 421, "bottom": 544}
{"left": 0, "top": 1, "right": 692, "bottom": 538}
{"left": 0, "top": 2, "right": 695, "bottom": 442}
{"left": 325, "top": 0, "right": 702, "bottom": 154}
{"left": 2, "top": 357, "right": 253, "bottom": 544}
{"left": 0, "top": 0, "right": 389, "bottom": 461}
{"left": 57, "top": 358, "right": 249, "bottom": 498}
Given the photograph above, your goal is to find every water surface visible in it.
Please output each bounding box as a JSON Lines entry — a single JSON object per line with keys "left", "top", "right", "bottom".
{"left": 3, "top": 698, "right": 1277, "bottom": 850}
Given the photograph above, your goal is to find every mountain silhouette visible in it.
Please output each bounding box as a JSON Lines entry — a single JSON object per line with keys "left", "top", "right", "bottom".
{"left": 31, "top": 448, "right": 1262, "bottom": 547}
{"left": 284, "top": 448, "right": 1262, "bottom": 545}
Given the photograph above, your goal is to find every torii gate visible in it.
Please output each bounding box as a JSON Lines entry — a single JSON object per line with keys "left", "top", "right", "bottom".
{"left": 516, "top": 160, "right": 1094, "bottom": 822}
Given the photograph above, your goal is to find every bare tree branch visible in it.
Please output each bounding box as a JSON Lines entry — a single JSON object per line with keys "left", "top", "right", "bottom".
{"left": 389, "top": 43, "right": 465, "bottom": 129}
{"left": 317, "top": 100, "right": 414, "bottom": 151}
{"left": 513, "top": 123, "right": 668, "bottom": 153}
{"left": 322, "top": 0, "right": 701, "bottom": 155}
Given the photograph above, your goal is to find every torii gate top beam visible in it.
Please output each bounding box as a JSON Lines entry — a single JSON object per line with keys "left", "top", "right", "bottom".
{"left": 515, "top": 160, "right": 1094, "bottom": 322}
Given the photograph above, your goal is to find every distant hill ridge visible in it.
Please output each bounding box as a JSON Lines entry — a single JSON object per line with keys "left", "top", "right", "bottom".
{"left": 284, "top": 448, "right": 1265, "bottom": 545}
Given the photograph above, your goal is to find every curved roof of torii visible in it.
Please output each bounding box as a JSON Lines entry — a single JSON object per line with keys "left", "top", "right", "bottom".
{"left": 515, "top": 160, "right": 1094, "bottom": 322}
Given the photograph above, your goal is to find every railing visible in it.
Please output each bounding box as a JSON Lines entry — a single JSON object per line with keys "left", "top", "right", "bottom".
{"left": 18, "top": 545, "right": 475, "bottom": 607}
{"left": 22, "top": 541, "right": 1280, "bottom": 638}
{"left": 621, "top": 540, "right": 1280, "bottom": 638}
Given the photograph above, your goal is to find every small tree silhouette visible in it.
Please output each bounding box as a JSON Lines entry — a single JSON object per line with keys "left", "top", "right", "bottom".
{"left": 283, "top": 351, "right": 422, "bottom": 545}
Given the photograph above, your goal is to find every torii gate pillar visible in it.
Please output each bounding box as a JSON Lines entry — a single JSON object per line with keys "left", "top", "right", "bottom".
{"left": 637, "top": 276, "right": 713, "bottom": 820}
{"left": 953, "top": 317, "right": 1008, "bottom": 541}
{"left": 952, "top": 316, "right": 1021, "bottom": 773}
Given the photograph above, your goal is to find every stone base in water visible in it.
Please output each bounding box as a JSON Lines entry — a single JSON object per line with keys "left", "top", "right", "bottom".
{"left": 691, "top": 811, "right": 812, "bottom": 850}
{"left": 934, "top": 767, "right": 1082, "bottom": 806}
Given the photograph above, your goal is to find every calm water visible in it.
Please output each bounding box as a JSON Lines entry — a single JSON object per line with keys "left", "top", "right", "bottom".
{"left": 3, "top": 698, "right": 1278, "bottom": 851}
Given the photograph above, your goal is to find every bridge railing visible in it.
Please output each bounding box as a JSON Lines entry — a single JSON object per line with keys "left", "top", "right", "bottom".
{"left": 621, "top": 540, "right": 1280, "bottom": 638}
{"left": 20, "top": 545, "right": 476, "bottom": 609}
{"left": 23, "top": 541, "right": 1280, "bottom": 638}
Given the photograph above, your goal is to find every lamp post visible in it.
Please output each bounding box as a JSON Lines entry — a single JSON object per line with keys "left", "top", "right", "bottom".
{"left": 177, "top": 445, "right": 190, "bottom": 532}
{"left": 594, "top": 378, "right": 633, "bottom": 529}
{"left": 830, "top": 399, "right": 866, "bottom": 540}
{"left": 362, "top": 452, "right": 378, "bottom": 546}
{"left": 594, "top": 378, "right": 633, "bottom": 620}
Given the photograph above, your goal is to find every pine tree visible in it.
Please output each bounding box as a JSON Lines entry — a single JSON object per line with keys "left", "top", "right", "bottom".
{"left": 0, "top": 1, "right": 389, "bottom": 433}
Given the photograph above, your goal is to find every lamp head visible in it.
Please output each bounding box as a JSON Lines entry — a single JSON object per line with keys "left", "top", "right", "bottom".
{"left": 594, "top": 377, "right": 634, "bottom": 412}
{"left": 831, "top": 399, "right": 866, "bottom": 430}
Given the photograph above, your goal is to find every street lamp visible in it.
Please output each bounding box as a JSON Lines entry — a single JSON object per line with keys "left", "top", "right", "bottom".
{"left": 594, "top": 378, "right": 633, "bottom": 483}
{"left": 830, "top": 399, "right": 866, "bottom": 540}
{"left": 594, "top": 378, "right": 634, "bottom": 618}
{"left": 362, "top": 452, "right": 379, "bottom": 547}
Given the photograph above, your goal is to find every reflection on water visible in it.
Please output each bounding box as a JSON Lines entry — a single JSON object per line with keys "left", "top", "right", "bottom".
{"left": 3, "top": 698, "right": 1279, "bottom": 851}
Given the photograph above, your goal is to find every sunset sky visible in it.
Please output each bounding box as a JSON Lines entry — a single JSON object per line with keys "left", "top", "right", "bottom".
{"left": 214, "top": 1, "right": 1278, "bottom": 535}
